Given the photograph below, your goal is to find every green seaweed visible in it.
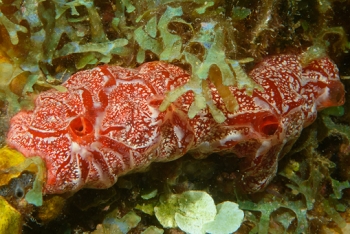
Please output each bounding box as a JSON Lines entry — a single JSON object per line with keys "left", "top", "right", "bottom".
{"left": 322, "top": 106, "right": 345, "bottom": 117}
{"left": 279, "top": 150, "right": 347, "bottom": 230}
{"left": 158, "top": 21, "right": 260, "bottom": 122}
{"left": 158, "top": 6, "right": 183, "bottom": 61}
{"left": 301, "top": 26, "right": 348, "bottom": 65}
{"left": 195, "top": 1, "right": 214, "bottom": 14}
{"left": 274, "top": 211, "right": 296, "bottom": 234}
{"left": 237, "top": 108, "right": 350, "bottom": 233}
{"left": 141, "top": 226, "right": 164, "bottom": 234}
{"left": 321, "top": 114, "right": 350, "bottom": 141}
{"left": 154, "top": 191, "right": 244, "bottom": 234}
{"left": 0, "top": 60, "right": 24, "bottom": 113}
{"left": 0, "top": 11, "right": 27, "bottom": 45}
{"left": 331, "top": 179, "right": 350, "bottom": 200}
{"left": 132, "top": 3, "right": 261, "bottom": 121}
{"left": 2, "top": 0, "right": 320, "bottom": 124}
{"left": 56, "top": 39, "right": 130, "bottom": 59}
{"left": 238, "top": 198, "right": 308, "bottom": 234}
{"left": 280, "top": 159, "right": 325, "bottom": 210}
{"left": 24, "top": 157, "right": 45, "bottom": 207}
{"left": 231, "top": 7, "right": 251, "bottom": 20}
{"left": 92, "top": 210, "right": 141, "bottom": 234}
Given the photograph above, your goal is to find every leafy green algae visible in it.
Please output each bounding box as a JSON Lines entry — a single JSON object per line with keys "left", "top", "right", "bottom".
{"left": 238, "top": 199, "right": 308, "bottom": 234}
{"left": 133, "top": 3, "right": 261, "bottom": 122}
{"left": 1, "top": 0, "right": 347, "bottom": 123}
{"left": 236, "top": 108, "right": 350, "bottom": 233}
{"left": 154, "top": 191, "right": 244, "bottom": 234}
{"left": 0, "top": 11, "right": 27, "bottom": 45}
{"left": 0, "top": 0, "right": 261, "bottom": 123}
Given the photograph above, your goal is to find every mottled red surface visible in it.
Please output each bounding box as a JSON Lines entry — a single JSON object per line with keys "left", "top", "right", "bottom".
{"left": 7, "top": 55, "right": 345, "bottom": 194}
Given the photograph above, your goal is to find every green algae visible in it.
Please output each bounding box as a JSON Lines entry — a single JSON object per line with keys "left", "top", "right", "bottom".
{"left": 0, "top": 11, "right": 27, "bottom": 45}
{"left": 154, "top": 190, "right": 244, "bottom": 234}
{"left": 238, "top": 199, "right": 308, "bottom": 234}
{"left": 301, "top": 26, "right": 348, "bottom": 65}
{"left": 23, "top": 157, "right": 45, "bottom": 207}
{"left": 203, "top": 201, "right": 244, "bottom": 234}
{"left": 141, "top": 226, "right": 164, "bottom": 234}
{"left": 92, "top": 210, "right": 141, "bottom": 234}
{"left": 134, "top": 4, "right": 260, "bottom": 121}
{"left": 331, "top": 179, "right": 350, "bottom": 200}
{"left": 1, "top": 0, "right": 347, "bottom": 123}
{"left": 0, "top": 58, "right": 25, "bottom": 113}
{"left": 231, "top": 7, "right": 251, "bottom": 20}
{"left": 158, "top": 21, "right": 261, "bottom": 121}
{"left": 0, "top": 0, "right": 262, "bottom": 123}
{"left": 140, "top": 188, "right": 158, "bottom": 200}
{"left": 236, "top": 109, "right": 350, "bottom": 233}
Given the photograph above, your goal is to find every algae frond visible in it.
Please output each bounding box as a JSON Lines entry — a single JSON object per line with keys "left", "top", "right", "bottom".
{"left": 0, "top": 0, "right": 261, "bottom": 123}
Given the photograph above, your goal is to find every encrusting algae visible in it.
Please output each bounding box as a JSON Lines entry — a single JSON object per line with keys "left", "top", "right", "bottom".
{"left": 0, "top": 0, "right": 350, "bottom": 233}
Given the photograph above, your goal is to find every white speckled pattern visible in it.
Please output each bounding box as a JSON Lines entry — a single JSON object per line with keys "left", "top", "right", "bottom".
{"left": 7, "top": 55, "right": 345, "bottom": 194}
